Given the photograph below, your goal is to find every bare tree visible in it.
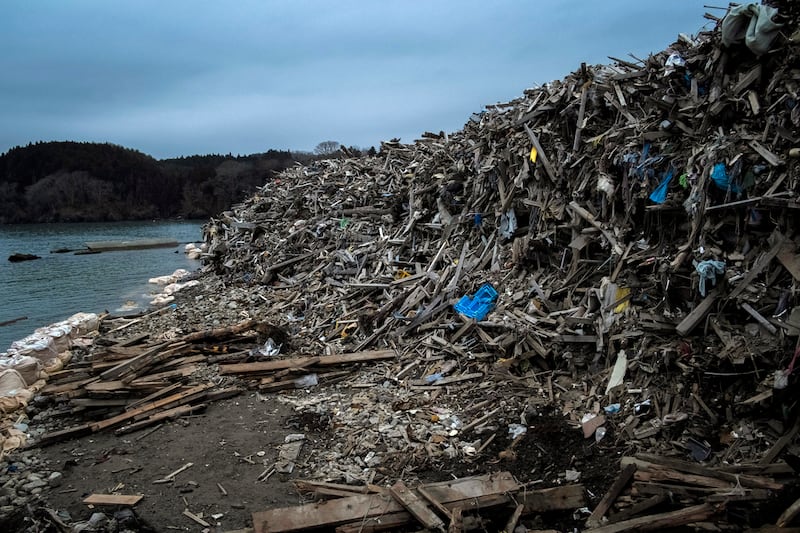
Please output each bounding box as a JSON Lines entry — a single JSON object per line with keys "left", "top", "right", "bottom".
{"left": 313, "top": 141, "right": 341, "bottom": 156}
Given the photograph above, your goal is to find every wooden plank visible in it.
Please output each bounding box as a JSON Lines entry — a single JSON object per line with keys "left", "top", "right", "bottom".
{"left": 740, "top": 302, "right": 777, "bottom": 335}
{"left": 778, "top": 495, "right": 800, "bottom": 527}
{"left": 42, "top": 377, "right": 99, "bottom": 394}
{"left": 676, "top": 289, "right": 719, "bottom": 336}
{"left": 115, "top": 403, "right": 206, "bottom": 436}
{"left": 335, "top": 512, "right": 413, "bottom": 533}
{"left": 390, "top": 480, "right": 446, "bottom": 531}
{"left": 412, "top": 373, "right": 484, "bottom": 387}
{"left": 83, "top": 494, "right": 143, "bottom": 506}
{"left": 606, "top": 494, "right": 667, "bottom": 524}
{"left": 519, "top": 484, "right": 586, "bottom": 513}
{"left": 586, "top": 463, "right": 637, "bottom": 527}
{"left": 36, "top": 424, "right": 92, "bottom": 447}
{"left": 624, "top": 455, "right": 783, "bottom": 490}
{"left": 125, "top": 383, "right": 184, "bottom": 411}
{"left": 759, "top": 419, "right": 800, "bottom": 465}
{"left": 253, "top": 472, "right": 518, "bottom": 533}
{"left": 119, "top": 343, "right": 189, "bottom": 383}
{"left": 294, "top": 480, "right": 375, "bottom": 498}
{"left": 777, "top": 243, "right": 800, "bottom": 281}
{"left": 524, "top": 123, "right": 558, "bottom": 182}
{"left": 567, "top": 201, "right": 624, "bottom": 256}
{"left": 220, "top": 350, "right": 395, "bottom": 374}
{"left": 99, "top": 342, "right": 169, "bottom": 381}
{"left": 90, "top": 383, "right": 213, "bottom": 432}
{"left": 183, "top": 509, "right": 210, "bottom": 527}
{"left": 749, "top": 140, "right": 782, "bottom": 167}
{"left": 633, "top": 481, "right": 771, "bottom": 501}
{"left": 728, "top": 233, "right": 786, "bottom": 300}
{"left": 587, "top": 503, "right": 714, "bottom": 533}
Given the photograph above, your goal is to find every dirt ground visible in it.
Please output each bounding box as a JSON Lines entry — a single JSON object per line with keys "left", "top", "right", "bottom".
{"left": 26, "top": 388, "right": 623, "bottom": 532}
{"left": 38, "top": 394, "right": 323, "bottom": 531}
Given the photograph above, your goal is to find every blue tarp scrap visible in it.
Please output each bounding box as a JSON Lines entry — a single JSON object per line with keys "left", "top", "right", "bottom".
{"left": 695, "top": 260, "right": 726, "bottom": 296}
{"left": 649, "top": 169, "right": 674, "bottom": 204}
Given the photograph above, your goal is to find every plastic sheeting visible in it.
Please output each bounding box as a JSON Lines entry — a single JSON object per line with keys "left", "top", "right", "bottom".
{"left": 721, "top": 3, "right": 783, "bottom": 56}
{"left": 649, "top": 169, "right": 674, "bottom": 204}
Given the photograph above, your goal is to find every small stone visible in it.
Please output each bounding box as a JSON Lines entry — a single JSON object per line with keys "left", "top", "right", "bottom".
{"left": 31, "top": 487, "right": 42, "bottom": 495}
{"left": 48, "top": 472, "right": 63, "bottom": 488}
{"left": 22, "top": 480, "right": 47, "bottom": 492}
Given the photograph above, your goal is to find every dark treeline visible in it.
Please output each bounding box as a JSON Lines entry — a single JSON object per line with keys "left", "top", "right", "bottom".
{"left": 0, "top": 141, "right": 309, "bottom": 223}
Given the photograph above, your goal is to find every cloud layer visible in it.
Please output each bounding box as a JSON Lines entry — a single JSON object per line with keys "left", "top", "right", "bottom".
{"left": 0, "top": 1, "right": 712, "bottom": 158}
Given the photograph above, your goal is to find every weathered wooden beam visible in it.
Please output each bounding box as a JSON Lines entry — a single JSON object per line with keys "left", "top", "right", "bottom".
{"left": 676, "top": 289, "right": 719, "bottom": 336}
{"left": 586, "top": 463, "right": 637, "bottom": 528}
{"left": 390, "top": 480, "right": 446, "bottom": 532}
{"left": 220, "top": 350, "right": 394, "bottom": 375}
{"left": 586, "top": 503, "right": 714, "bottom": 533}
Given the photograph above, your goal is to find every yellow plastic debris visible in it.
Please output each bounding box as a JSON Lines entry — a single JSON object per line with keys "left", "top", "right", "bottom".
{"left": 529, "top": 147, "right": 538, "bottom": 163}
{"left": 614, "top": 287, "right": 631, "bottom": 313}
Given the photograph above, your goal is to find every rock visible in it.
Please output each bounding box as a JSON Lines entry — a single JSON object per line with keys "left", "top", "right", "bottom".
{"left": 21, "top": 479, "right": 47, "bottom": 492}
{"left": 48, "top": 472, "right": 62, "bottom": 487}
{"left": 11, "top": 497, "right": 27, "bottom": 507}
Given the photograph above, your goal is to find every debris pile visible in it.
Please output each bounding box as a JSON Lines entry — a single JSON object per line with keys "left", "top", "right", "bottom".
{"left": 15, "top": 3, "right": 800, "bottom": 531}
{"left": 197, "top": 3, "right": 800, "bottom": 529}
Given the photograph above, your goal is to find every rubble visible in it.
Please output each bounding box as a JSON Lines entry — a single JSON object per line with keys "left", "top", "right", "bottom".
{"left": 3, "top": 2, "right": 800, "bottom": 531}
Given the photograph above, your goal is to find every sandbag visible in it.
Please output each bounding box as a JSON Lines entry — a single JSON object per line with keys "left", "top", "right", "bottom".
{"left": 0, "top": 427, "right": 27, "bottom": 458}
{"left": 43, "top": 357, "right": 64, "bottom": 374}
{"left": 9, "top": 334, "right": 58, "bottom": 363}
{"left": 65, "top": 312, "right": 99, "bottom": 336}
{"left": 35, "top": 322, "right": 72, "bottom": 352}
{"left": 0, "top": 369, "right": 32, "bottom": 413}
{"left": 0, "top": 354, "right": 41, "bottom": 386}
{"left": 0, "top": 369, "right": 26, "bottom": 396}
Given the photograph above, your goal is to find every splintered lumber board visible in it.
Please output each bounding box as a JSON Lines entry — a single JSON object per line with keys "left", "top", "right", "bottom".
{"left": 90, "top": 382, "right": 213, "bottom": 432}
{"left": 83, "top": 493, "right": 143, "bottom": 506}
{"left": 252, "top": 471, "right": 519, "bottom": 532}
{"left": 676, "top": 289, "right": 719, "bottom": 336}
{"left": 220, "top": 349, "right": 395, "bottom": 375}
{"left": 389, "top": 480, "right": 446, "bottom": 531}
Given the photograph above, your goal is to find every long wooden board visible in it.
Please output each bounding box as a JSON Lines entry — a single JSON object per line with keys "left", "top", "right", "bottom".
{"left": 83, "top": 493, "right": 143, "bottom": 506}
{"left": 90, "top": 383, "right": 213, "bottom": 432}
{"left": 390, "top": 480, "right": 446, "bottom": 531}
{"left": 252, "top": 472, "right": 518, "bottom": 533}
{"left": 220, "top": 349, "right": 395, "bottom": 375}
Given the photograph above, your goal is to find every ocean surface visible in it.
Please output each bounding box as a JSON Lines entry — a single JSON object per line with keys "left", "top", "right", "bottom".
{"left": 0, "top": 220, "right": 204, "bottom": 350}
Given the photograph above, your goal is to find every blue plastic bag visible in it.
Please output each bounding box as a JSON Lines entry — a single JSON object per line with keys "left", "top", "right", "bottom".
{"left": 649, "top": 169, "right": 674, "bottom": 204}
{"left": 711, "top": 163, "right": 741, "bottom": 193}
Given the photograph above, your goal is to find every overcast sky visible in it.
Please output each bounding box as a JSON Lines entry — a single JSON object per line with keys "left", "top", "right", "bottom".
{"left": 1, "top": 1, "right": 714, "bottom": 159}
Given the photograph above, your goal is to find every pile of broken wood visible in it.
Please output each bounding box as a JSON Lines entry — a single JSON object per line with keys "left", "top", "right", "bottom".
{"left": 36, "top": 318, "right": 264, "bottom": 443}
{"left": 198, "top": 3, "right": 800, "bottom": 528}
{"left": 31, "top": 3, "right": 800, "bottom": 531}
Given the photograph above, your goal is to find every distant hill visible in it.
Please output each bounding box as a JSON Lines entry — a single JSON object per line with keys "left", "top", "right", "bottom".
{"left": 0, "top": 141, "right": 302, "bottom": 223}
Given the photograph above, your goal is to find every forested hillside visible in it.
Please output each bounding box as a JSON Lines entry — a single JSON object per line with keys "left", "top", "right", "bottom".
{"left": 0, "top": 141, "right": 300, "bottom": 223}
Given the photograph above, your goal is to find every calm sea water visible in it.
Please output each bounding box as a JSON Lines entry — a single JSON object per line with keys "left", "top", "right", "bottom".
{"left": 0, "top": 220, "right": 204, "bottom": 350}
